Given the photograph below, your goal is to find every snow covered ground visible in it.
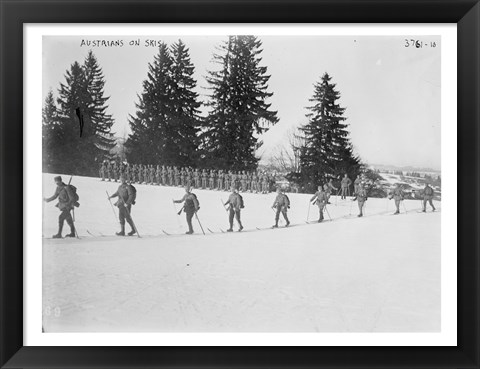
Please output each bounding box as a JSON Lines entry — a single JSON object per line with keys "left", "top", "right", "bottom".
{"left": 42, "top": 173, "right": 441, "bottom": 332}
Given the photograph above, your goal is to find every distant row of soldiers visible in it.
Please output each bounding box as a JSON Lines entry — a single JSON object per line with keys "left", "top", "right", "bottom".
{"left": 99, "top": 161, "right": 277, "bottom": 193}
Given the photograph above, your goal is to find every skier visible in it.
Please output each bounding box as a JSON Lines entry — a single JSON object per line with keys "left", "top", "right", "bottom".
{"left": 272, "top": 187, "right": 290, "bottom": 228}
{"left": 420, "top": 183, "right": 436, "bottom": 212}
{"left": 310, "top": 185, "right": 328, "bottom": 222}
{"left": 325, "top": 179, "right": 337, "bottom": 204}
{"left": 224, "top": 187, "right": 244, "bottom": 232}
{"left": 173, "top": 186, "right": 200, "bottom": 235}
{"left": 43, "top": 176, "right": 78, "bottom": 238}
{"left": 355, "top": 182, "right": 368, "bottom": 217}
{"left": 388, "top": 183, "right": 405, "bottom": 215}
{"left": 108, "top": 175, "right": 137, "bottom": 236}
{"left": 341, "top": 173, "right": 352, "bottom": 199}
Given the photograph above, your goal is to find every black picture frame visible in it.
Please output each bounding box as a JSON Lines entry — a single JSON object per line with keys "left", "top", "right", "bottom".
{"left": 1, "top": 0, "right": 478, "bottom": 368}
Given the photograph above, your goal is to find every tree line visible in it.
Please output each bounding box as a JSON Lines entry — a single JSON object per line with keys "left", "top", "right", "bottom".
{"left": 43, "top": 36, "right": 361, "bottom": 191}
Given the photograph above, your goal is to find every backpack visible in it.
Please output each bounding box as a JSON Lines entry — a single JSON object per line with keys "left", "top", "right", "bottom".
{"left": 425, "top": 187, "right": 433, "bottom": 196}
{"left": 66, "top": 185, "right": 80, "bottom": 207}
{"left": 128, "top": 184, "right": 137, "bottom": 205}
{"left": 185, "top": 193, "right": 199, "bottom": 211}
{"left": 284, "top": 194, "right": 290, "bottom": 208}
{"left": 238, "top": 194, "right": 245, "bottom": 209}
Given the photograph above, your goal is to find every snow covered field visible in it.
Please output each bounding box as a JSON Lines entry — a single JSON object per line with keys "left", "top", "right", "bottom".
{"left": 42, "top": 173, "right": 441, "bottom": 332}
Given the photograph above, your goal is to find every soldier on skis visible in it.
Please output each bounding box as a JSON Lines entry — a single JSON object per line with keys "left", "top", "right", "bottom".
{"left": 272, "top": 187, "right": 290, "bottom": 228}
{"left": 388, "top": 183, "right": 405, "bottom": 215}
{"left": 324, "top": 179, "right": 337, "bottom": 204}
{"left": 108, "top": 175, "right": 137, "bottom": 236}
{"left": 355, "top": 182, "right": 368, "bottom": 217}
{"left": 224, "top": 187, "right": 244, "bottom": 232}
{"left": 173, "top": 186, "right": 200, "bottom": 235}
{"left": 44, "top": 176, "right": 78, "bottom": 238}
{"left": 420, "top": 183, "right": 436, "bottom": 212}
{"left": 310, "top": 185, "right": 328, "bottom": 222}
{"left": 340, "top": 173, "right": 352, "bottom": 199}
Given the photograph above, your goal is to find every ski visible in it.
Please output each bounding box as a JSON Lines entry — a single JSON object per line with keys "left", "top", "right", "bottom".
{"left": 162, "top": 230, "right": 170, "bottom": 236}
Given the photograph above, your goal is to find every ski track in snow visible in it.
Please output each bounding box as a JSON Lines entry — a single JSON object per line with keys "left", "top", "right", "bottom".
{"left": 42, "top": 173, "right": 441, "bottom": 332}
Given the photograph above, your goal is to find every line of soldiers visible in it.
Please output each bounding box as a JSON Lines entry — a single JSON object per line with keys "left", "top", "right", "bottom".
{"left": 99, "top": 160, "right": 277, "bottom": 193}
{"left": 44, "top": 173, "right": 437, "bottom": 238}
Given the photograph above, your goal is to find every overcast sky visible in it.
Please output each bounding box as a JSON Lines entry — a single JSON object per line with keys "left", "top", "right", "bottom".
{"left": 43, "top": 35, "right": 441, "bottom": 170}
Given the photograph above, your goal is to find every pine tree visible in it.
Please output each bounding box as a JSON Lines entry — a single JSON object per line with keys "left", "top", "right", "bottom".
{"left": 83, "top": 50, "right": 116, "bottom": 162}
{"left": 126, "top": 42, "right": 175, "bottom": 164}
{"left": 201, "top": 36, "right": 278, "bottom": 170}
{"left": 168, "top": 40, "right": 200, "bottom": 166}
{"left": 56, "top": 61, "right": 90, "bottom": 175}
{"left": 42, "top": 89, "right": 61, "bottom": 172}
{"left": 298, "top": 73, "right": 361, "bottom": 191}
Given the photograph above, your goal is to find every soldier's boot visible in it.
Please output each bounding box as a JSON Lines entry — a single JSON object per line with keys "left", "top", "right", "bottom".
{"left": 285, "top": 218, "right": 290, "bottom": 227}
{"left": 65, "top": 221, "right": 76, "bottom": 238}
{"left": 52, "top": 222, "right": 63, "bottom": 238}
{"left": 116, "top": 224, "right": 125, "bottom": 236}
{"left": 394, "top": 210, "right": 400, "bottom": 215}
{"left": 238, "top": 222, "right": 243, "bottom": 232}
{"left": 358, "top": 213, "right": 363, "bottom": 217}
{"left": 127, "top": 229, "right": 136, "bottom": 236}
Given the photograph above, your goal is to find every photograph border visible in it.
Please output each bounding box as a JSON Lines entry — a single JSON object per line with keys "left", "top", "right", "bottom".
{"left": 1, "top": 0, "right": 479, "bottom": 368}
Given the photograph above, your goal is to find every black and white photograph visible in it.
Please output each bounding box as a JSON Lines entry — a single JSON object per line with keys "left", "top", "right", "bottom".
{"left": 41, "top": 33, "right": 442, "bottom": 333}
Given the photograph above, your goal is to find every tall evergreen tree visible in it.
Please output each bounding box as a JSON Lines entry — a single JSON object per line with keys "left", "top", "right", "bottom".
{"left": 42, "top": 89, "right": 61, "bottom": 172}
{"left": 168, "top": 40, "right": 201, "bottom": 166}
{"left": 53, "top": 52, "right": 116, "bottom": 176}
{"left": 298, "top": 73, "right": 361, "bottom": 191}
{"left": 56, "top": 61, "right": 90, "bottom": 175}
{"left": 126, "top": 42, "right": 175, "bottom": 164}
{"left": 83, "top": 50, "right": 116, "bottom": 160}
{"left": 126, "top": 41, "right": 201, "bottom": 166}
{"left": 201, "top": 35, "right": 278, "bottom": 170}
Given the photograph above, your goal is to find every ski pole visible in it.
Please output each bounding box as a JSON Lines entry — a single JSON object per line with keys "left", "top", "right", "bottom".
{"left": 71, "top": 207, "right": 80, "bottom": 238}
{"left": 106, "top": 190, "right": 118, "bottom": 222}
{"left": 124, "top": 205, "right": 141, "bottom": 238}
{"left": 306, "top": 202, "right": 311, "bottom": 222}
{"left": 349, "top": 198, "right": 353, "bottom": 216}
{"left": 324, "top": 204, "right": 332, "bottom": 221}
{"left": 220, "top": 198, "right": 228, "bottom": 212}
{"left": 194, "top": 211, "right": 206, "bottom": 235}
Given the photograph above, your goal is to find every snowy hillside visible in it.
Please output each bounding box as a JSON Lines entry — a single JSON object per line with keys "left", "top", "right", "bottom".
{"left": 42, "top": 173, "right": 441, "bottom": 332}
